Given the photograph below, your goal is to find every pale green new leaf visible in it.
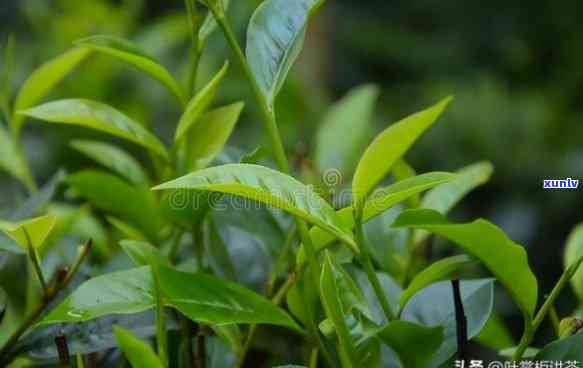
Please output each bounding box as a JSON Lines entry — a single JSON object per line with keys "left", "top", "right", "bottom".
{"left": 399, "top": 255, "right": 474, "bottom": 308}
{"left": 199, "top": 0, "right": 231, "bottom": 47}
{"left": 113, "top": 326, "right": 164, "bottom": 368}
{"left": 394, "top": 209, "right": 538, "bottom": 318}
{"left": 246, "top": 0, "right": 323, "bottom": 107}
{"left": 107, "top": 217, "right": 148, "bottom": 241}
{"left": 0, "top": 124, "right": 33, "bottom": 188}
{"left": 75, "top": 35, "right": 185, "bottom": 105}
{"left": 174, "top": 61, "right": 229, "bottom": 142}
{"left": 184, "top": 102, "right": 244, "bottom": 171}
{"left": 153, "top": 164, "right": 356, "bottom": 250}
{"left": 20, "top": 99, "right": 169, "bottom": 160}
{"left": 71, "top": 140, "right": 149, "bottom": 185}
{"left": 13, "top": 48, "right": 91, "bottom": 131}
{"left": 0, "top": 214, "right": 57, "bottom": 253}
{"left": 315, "top": 84, "right": 378, "bottom": 176}
{"left": 376, "top": 321, "right": 443, "bottom": 368}
{"left": 352, "top": 97, "right": 452, "bottom": 208}
{"left": 296, "top": 172, "right": 455, "bottom": 266}
{"left": 415, "top": 161, "right": 494, "bottom": 245}
{"left": 564, "top": 223, "right": 583, "bottom": 301}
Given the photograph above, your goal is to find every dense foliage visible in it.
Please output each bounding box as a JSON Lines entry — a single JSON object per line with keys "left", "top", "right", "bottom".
{"left": 1, "top": 0, "right": 583, "bottom": 367}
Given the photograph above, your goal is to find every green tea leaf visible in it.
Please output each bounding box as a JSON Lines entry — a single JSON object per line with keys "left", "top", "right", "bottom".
{"left": 67, "top": 170, "right": 164, "bottom": 242}
{"left": 199, "top": 0, "right": 230, "bottom": 47}
{"left": 564, "top": 223, "right": 583, "bottom": 301}
{"left": 183, "top": 102, "right": 244, "bottom": 171}
{"left": 0, "top": 124, "right": 33, "bottom": 188}
{"left": 153, "top": 164, "right": 356, "bottom": 251}
{"left": 113, "top": 325, "right": 164, "bottom": 368}
{"left": 158, "top": 265, "right": 301, "bottom": 332}
{"left": 315, "top": 84, "right": 378, "bottom": 176}
{"left": 352, "top": 97, "right": 452, "bottom": 208}
{"left": 41, "top": 266, "right": 301, "bottom": 332}
{"left": 39, "top": 267, "right": 155, "bottom": 325}
{"left": 415, "top": 161, "right": 494, "bottom": 245}
{"left": 0, "top": 214, "right": 57, "bottom": 253}
{"left": 376, "top": 321, "right": 443, "bottom": 368}
{"left": 401, "top": 279, "right": 494, "bottom": 366}
{"left": 476, "top": 314, "right": 514, "bottom": 350}
{"left": 0, "top": 35, "right": 15, "bottom": 119}
{"left": 534, "top": 331, "right": 583, "bottom": 361}
{"left": 246, "top": 0, "right": 323, "bottom": 107}
{"left": 108, "top": 217, "right": 148, "bottom": 241}
{"left": 174, "top": 61, "right": 229, "bottom": 142}
{"left": 120, "top": 240, "right": 170, "bottom": 267}
{"left": 75, "top": 35, "right": 185, "bottom": 105}
{"left": 13, "top": 48, "right": 91, "bottom": 131}
{"left": 297, "top": 172, "right": 454, "bottom": 266}
{"left": 319, "top": 252, "right": 358, "bottom": 365}
{"left": 71, "top": 140, "right": 149, "bottom": 185}
{"left": 394, "top": 209, "right": 538, "bottom": 318}
{"left": 20, "top": 99, "right": 169, "bottom": 160}
{"left": 400, "top": 255, "right": 474, "bottom": 308}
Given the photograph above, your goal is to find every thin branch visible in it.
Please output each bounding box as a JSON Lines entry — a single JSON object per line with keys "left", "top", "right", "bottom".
{"left": 0, "top": 239, "right": 93, "bottom": 364}
{"left": 451, "top": 279, "right": 468, "bottom": 362}
{"left": 55, "top": 335, "right": 71, "bottom": 368}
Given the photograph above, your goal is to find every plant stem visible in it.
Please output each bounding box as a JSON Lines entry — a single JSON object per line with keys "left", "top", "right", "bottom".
{"left": 354, "top": 211, "right": 395, "bottom": 321}
{"left": 151, "top": 264, "right": 168, "bottom": 365}
{"left": 0, "top": 239, "right": 93, "bottom": 365}
{"left": 55, "top": 335, "right": 71, "bottom": 367}
{"left": 193, "top": 223, "right": 205, "bottom": 272}
{"left": 185, "top": 0, "right": 202, "bottom": 98}
{"left": 549, "top": 304, "right": 560, "bottom": 337}
{"left": 451, "top": 280, "right": 468, "bottom": 362}
{"left": 512, "top": 257, "right": 583, "bottom": 360}
{"left": 309, "top": 348, "right": 319, "bottom": 368}
{"left": 210, "top": 7, "right": 335, "bottom": 366}
{"left": 23, "top": 228, "right": 47, "bottom": 295}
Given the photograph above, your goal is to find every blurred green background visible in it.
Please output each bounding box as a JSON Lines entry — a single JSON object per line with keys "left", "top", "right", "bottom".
{"left": 1, "top": 0, "right": 582, "bottom": 354}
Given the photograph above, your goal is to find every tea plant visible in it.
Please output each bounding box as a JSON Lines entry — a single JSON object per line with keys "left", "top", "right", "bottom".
{"left": 1, "top": 0, "right": 583, "bottom": 367}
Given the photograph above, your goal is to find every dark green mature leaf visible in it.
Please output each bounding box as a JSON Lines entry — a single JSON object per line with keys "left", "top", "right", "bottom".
{"left": 71, "top": 140, "right": 149, "bottom": 185}
{"left": 0, "top": 124, "right": 34, "bottom": 188}
{"left": 174, "top": 61, "right": 229, "bottom": 142}
{"left": 75, "top": 35, "right": 185, "bottom": 105}
{"left": 534, "top": 331, "right": 583, "bottom": 361}
{"left": 246, "top": 0, "right": 323, "bottom": 106}
{"left": 352, "top": 97, "right": 452, "bottom": 208}
{"left": 315, "top": 84, "right": 378, "bottom": 176}
{"left": 400, "top": 255, "right": 474, "bottom": 308}
{"left": 320, "top": 252, "right": 362, "bottom": 365}
{"left": 10, "top": 169, "right": 66, "bottom": 221}
{"left": 13, "top": 311, "right": 178, "bottom": 359}
{"left": 564, "top": 223, "right": 583, "bottom": 301}
{"left": 401, "top": 279, "right": 494, "bottom": 367}
{"left": 41, "top": 266, "right": 301, "bottom": 332}
{"left": 297, "top": 172, "right": 454, "bottom": 266}
{"left": 159, "top": 266, "right": 300, "bottom": 331}
{"left": 153, "top": 164, "right": 356, "bottom": 250}
{"left": 376, "top": 321, "right": 443, "bottom": 368}
{"left": 13, "top": 48, "right": 91, "bottom": 131}
{"left": 20, "top": 99, "right": 169, "bottom": 160}
{"left": 394, "top": 209, "right": 538, "bottom": 318}
{"left": 415, "top": 161, "right": 494, "bottom": 245}
{"left": 113, "top": 325, "right": 164, "bottom": 368}
{"left": 0, "top": 287, "right": 6, "bottom": 324}
{"left": 183, "top": 102, "right": 244, "bottom": 171}
{"left": 39, "top": 267, "right": 155, "bottom": 325}
{"left": 67, "top": 170, "right": 164, "bottom": 241}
